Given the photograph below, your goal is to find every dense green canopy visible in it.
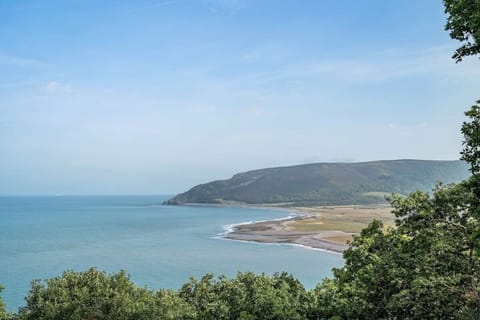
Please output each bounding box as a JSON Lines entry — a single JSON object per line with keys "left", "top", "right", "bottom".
{"left": 6, "top": 269, "right": 310, "bottom": 320}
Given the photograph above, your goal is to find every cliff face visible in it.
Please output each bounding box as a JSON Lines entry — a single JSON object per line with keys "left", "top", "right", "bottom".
{"left": 164, "top": 160, "right": 470, "bottom": 206}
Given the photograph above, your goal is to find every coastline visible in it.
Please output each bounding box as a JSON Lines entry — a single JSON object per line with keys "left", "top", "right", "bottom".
{"left": 221, "top": 213, "right": 349, "bottom": 253}
{"left": 180, "top": 202, "right": 367, "bottom": 253}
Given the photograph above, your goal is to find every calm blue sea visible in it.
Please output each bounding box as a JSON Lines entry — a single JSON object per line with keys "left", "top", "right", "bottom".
{"left": 0, "top": 195, "right": 343, "bottom": 312}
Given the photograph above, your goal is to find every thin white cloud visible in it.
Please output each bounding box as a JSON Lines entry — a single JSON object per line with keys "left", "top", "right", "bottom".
{"left": 204, "top": 0, "right": 246, "bottom": 12}
{"left": 240, "top": 50, "right": 262, "bottom": 63}
{"left": 191, "top": 105, "right": 217, "bottom": 113}
{"left": 0, "top": 53, "right": 45, "bottom": 67}
{"left": 0, "top": 79, "right": 37, "bottom": 89}
{"left": 238, "top": 45, "right": 480, "bottom": 85}
{"left": 42, "top": 81, "right": 72, "bottom": 94}
{"left": 124, "top": 0, "right": 181, "bottom": 14}
{"left": 238, "top": 46, "right": 287, "bottom": 64}
{"left": 245, "top": 106, "right": 265, "bottom": 117}
{"left": 387, "top": 122, "right": 428, "bottom": 137}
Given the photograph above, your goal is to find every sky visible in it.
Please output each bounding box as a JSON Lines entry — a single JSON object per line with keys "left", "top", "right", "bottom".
{"left": 1, "top": 0, "right": 480, "bottom": 195}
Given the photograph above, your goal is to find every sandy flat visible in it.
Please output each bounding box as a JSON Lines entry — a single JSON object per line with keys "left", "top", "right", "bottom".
{"left": 224, "top": 205, "right": 394, "bottom": 253}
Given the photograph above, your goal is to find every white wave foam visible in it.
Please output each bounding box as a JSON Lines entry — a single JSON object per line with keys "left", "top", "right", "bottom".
{"left": 217, "top": 211, "right": 299, "bottom": 238}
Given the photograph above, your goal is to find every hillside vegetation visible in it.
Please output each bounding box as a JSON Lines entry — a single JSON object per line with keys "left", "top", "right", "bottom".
{"left": 165, "top": 160, "right": 469, "bottom": 206}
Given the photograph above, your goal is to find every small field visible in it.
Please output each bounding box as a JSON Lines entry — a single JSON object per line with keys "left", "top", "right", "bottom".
{"left": 285, "top": 205, "right": 395, "bottom": 243}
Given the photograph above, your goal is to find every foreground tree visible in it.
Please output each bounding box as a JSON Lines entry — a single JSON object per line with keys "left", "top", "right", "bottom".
{"left": 15, "top": 269, "right": 311, "bottom": 320}
{"left": 310, "top": 2, "right": 480, "bottom": 317}
{"left": 179, "top": 272, "right": 310, "bottom": 320}
{"left": 444, "top": 0, "right": 480, "bottom": 61}
{"left": 461, "top": 101, "right": 480, "bottom": 175}
{"left": 309, "top": 101, "right": 480, "bottom": 319}
{"left": 0, "top": 285, "right": 11, "bottom": 320}
{"left": 16, "top": 268, "right": 194, "bottom": 320}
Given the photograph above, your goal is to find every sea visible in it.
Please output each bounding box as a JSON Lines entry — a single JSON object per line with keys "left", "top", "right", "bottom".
{"left": 0, "top": 195, "right": 344, "bottom": 312}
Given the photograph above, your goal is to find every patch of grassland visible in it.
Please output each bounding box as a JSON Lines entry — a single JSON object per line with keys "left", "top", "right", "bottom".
{"left": 288, "top": 205, "right": 395, "bottom": 234}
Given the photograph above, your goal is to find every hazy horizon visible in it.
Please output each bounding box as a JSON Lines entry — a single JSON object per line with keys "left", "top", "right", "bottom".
{"left": 0, "top": 158, "right": 466, "bottom": 196}
{"left": 2, "top": 0, "right": 479, "bottom": 195}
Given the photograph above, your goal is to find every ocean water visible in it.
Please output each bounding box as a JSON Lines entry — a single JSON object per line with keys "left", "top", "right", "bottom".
{"left": 0, "top": 195, "right": 343, "bottom": 312}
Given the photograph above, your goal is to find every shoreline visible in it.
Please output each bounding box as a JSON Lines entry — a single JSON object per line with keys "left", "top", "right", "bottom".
{"left": 217, "top": 234, "right": 344, "bottom": 255}
{"left": 222, "top": 214, "right": 349, "bottom": 253}
{"left": 179, "top": 202, "right": 355, "bottom": 253}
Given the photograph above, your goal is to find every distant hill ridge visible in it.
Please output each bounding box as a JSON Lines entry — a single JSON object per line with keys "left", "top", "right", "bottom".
{"left": 164, "top": 160, "right": 470, "bottom": 206}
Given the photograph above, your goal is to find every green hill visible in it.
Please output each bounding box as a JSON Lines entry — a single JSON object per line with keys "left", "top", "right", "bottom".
{"left": 164, "top": 160, "right": 470, "bottom": 206}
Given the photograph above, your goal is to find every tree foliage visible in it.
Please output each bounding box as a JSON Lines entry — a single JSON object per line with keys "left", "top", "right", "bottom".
{"left": 16, "top": 268, "right": 194, "bottom": 320}
{"left": 307, "top": 92, "right": 480, "bottom": 318}
{"left": 444, "top": 0, "right": 480, "bottom": 61}
{"left": 12, "top": 270, "right": 310, "bottom": 320}
{"left": 310, "top": 178, "right": 480, "bottom": 319}
{"left": 179, "top": 272, "right": 309, "bottom": 320}
{"left": 0, "top": 284, "right": 11, "bottom": 320}
{"left": 461, "top": 102, "right": 480, "bottom": 175}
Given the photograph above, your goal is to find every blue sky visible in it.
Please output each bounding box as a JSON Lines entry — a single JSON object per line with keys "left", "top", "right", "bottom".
{"left": 1, "top": 0, "right": 479, "bottom": 195}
